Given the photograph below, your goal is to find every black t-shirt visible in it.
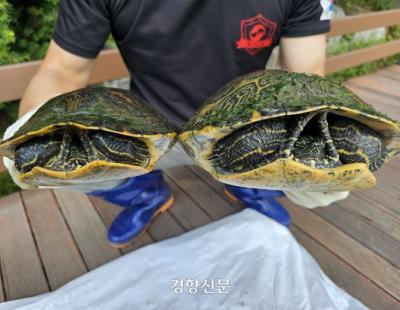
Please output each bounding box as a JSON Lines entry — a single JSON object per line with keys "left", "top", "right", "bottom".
{"left": 53, "top": 0, "right": 330, "bottom": 127}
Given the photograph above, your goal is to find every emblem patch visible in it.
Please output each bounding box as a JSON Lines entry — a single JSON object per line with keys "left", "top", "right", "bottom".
{"left": 236, "top": 14, "right": 277, "bottom": 55}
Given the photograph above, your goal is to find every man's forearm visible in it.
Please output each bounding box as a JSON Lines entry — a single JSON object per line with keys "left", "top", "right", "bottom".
{"left": 19, "top": 40, "right": 96, "bottom": 117}
{"left": 279, "top": 34, "right": 326, "bottom": 76}
{"left": 19, "top": 68, "right": 87, "bottom": 116}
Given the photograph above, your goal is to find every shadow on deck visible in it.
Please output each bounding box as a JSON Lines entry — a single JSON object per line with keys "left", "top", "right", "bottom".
{"left": 0, "top": 66, "right": 399, "bottom": 308}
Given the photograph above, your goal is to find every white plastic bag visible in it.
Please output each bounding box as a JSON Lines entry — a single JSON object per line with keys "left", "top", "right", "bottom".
{"left": 284, "top": 190, "right": 350, "bottom": 208}
{"left": 3, "top": 109, "right": 37, "bottom": 189}
{"left": 0, "top": 209, "right": 366, "bottom": 310}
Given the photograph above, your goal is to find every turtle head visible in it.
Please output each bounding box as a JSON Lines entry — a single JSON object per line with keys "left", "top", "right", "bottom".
{"left": 293, "top": 135, "right": 326, "bottom": 160}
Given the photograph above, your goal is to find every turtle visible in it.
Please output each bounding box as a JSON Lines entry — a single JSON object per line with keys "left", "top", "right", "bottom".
{"left": 179, "top": 70, "right": 400, "bottom": 191}
{"left": 0, "top": 87, "right": 177, "bottom": 188}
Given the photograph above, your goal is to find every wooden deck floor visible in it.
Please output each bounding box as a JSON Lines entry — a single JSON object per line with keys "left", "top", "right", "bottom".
{"left": 0, "top": 66, "right": 399, "bottom": 308}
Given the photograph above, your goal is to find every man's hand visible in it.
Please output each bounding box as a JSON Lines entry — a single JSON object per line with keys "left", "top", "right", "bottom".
{"left": 279, "top": 34, "right": 326, "bottom": 76}
{"left": 19, "top": 40, "right": 95, "bottom": 116}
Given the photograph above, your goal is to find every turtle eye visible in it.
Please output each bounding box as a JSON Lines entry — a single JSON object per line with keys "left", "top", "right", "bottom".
{"left": 294, "top": 140, "right": 305, "bottom": 147}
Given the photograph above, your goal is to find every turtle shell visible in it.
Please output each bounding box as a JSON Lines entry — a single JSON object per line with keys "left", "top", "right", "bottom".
{"left": 179, "top": 70, "right": 400, "bottom": 191}
{"left": 0, "top": 87, "right": 177, "bottom": 187}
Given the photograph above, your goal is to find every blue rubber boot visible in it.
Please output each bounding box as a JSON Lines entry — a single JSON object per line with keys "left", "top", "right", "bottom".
{"left": 88, "top": 171, "right": 174, "bottom": 247}
{"left": 90, "top": 170, "right": 164, "bottom": 208}
{"left": 224, "top": 184, "right": 291, "bottom": 227}
{"left": 107, "top": 181, "right": 174, "bottom": 247}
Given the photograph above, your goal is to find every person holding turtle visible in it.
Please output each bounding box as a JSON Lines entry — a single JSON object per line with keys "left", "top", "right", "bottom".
{"left": 5, "top": 0, "right": 337, "bottom": 247}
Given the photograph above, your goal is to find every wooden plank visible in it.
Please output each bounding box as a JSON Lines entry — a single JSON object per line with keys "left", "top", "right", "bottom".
{"left": 386, "top": 65, "right": 400, "bottom": 75}
{"left": 346, "top": 77, "right": 400, "bottom": 102}
{"left": 353, "top": 185, "right": 400, "bottom": 217}
{"left": 351, "top": 69, "right": 400, "bottom": 91}
{"left": 0, "top": 60, "right": 41, "bottom": 103}
{"left": 326, "top": 40, "right": 400, "bottom": 74}
{"left": 165, "top": 166, "right": 238, "bottom": 220}
{"left": 188, "top": 166, "right": 243, "bottom": 212}
{"left": 147, "top": 211, "right": 186, "bottom": 242}
{"left": 354, "top": 177, "right": 400, "bottom": 212}
{"left": 374, "top": 166, "right": 400, "bottom": 193}
{"left": 384, "top": 156, "right": 400, "bottom": 170}
{"left": 165, "top": 176, "right": 213, "bottom": 230}
{"left": 89, "top": 196, "right": 154, "bottom": 253}
{"left": 0, "top": 193, "right": 49, "bottom": 300}
{"left": 53, "top": 190, "right": 120, "bottom": 270}
{"left": 346, "top": 85, "right": 400, "bottom": 119}
{"left": 373, "top": 66, "right": 400, "bottom": 82}
{"left": 0, "top": 49, "right": 128, "bottom": 102}
{"left": 0, "top": 278, "right": 3, "bottom": 302}
{"left": 282, "top": 198, "right": 400, "bottom": 300}
{"left": 21, "top": 190, "right": 87, "bottom": 290}
{"left": 292, "top": 226, "right": 400, "bottom": 309}
{"left": 358, "top": 174, "right": 400, "bottom": 210}
{"left": 337, "top": 194, "right": 400, "bottom": 242}
{"left": 376, "top": 158, "right": 400, "bottom": 176}
{"left": 313, "top": 204, "right": 400, "bottom": 268}
{"left": 387, "top": 65, "right": 400, "bottom": 72}
{"left": 375, "top": 177, "right": 400, "bottom": 195}
{"left": 328, "top": 9, "right": 400, "bottom": 37}
{"left": 376, "top": 169, "right": 400, "bottom": 188}
{"left": 349, "top": 159, "right": 400, "bottom": 216}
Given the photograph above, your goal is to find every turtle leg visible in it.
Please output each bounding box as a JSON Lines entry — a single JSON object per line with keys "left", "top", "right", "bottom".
{"left": 317, "top": 111, "right": 340, "bottom": 165}
{"left": 281, "top": 112, "right": 317, "bottom": 158}
{"left": 58, "top": 128, "right": 72, "bottom": 162}
{"left": 77, "top": 130, "right": 98, "bottom": 161}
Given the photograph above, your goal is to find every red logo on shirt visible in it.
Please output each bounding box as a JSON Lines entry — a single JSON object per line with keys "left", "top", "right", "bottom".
{"left": 236, "top": 14, "right": 277, "bottom": 55}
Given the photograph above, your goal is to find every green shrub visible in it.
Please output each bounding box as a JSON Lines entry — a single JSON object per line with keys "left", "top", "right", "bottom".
{"left": 336, "top": 0, "right": 396, "bottom": 13}
{"left": 7, "top": 0, "right": 115, "bottom": 61}
{"left": 0, "top": 0, "right": 16, "bottom": 65}
{"left": 10, "top": 0, "right": 60, "bottom": 61}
